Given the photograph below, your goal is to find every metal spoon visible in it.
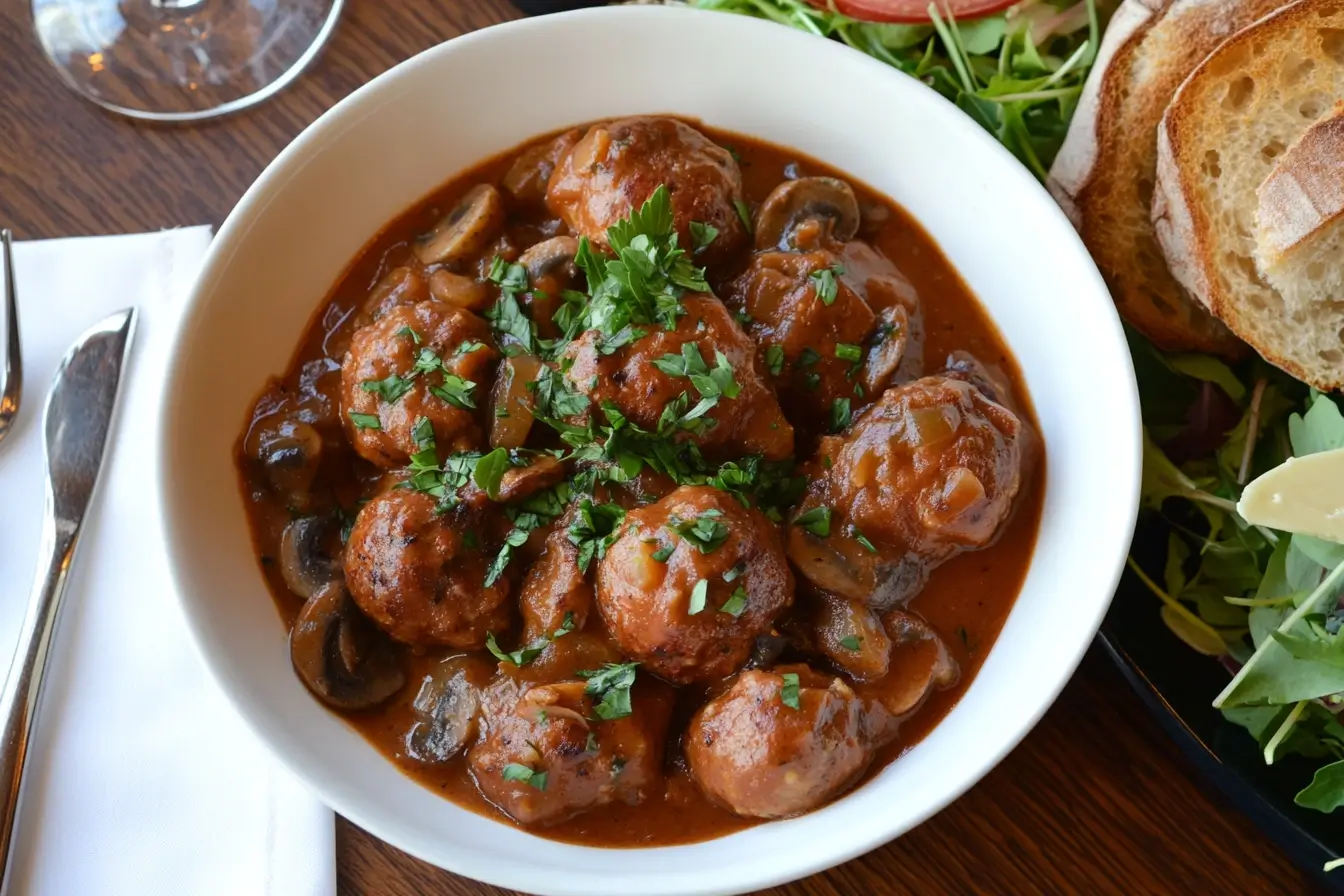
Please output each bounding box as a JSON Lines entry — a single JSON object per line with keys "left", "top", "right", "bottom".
{"left": 0, "top": 230, "right": 20, "bottom": 447}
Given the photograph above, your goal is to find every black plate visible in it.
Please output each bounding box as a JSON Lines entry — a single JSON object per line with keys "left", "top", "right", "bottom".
{"left": 513, "top": 1, "right": 1339, "bottom": 879}
{"left": 1106, "top": 525, "right": 1342, "bottom": 891}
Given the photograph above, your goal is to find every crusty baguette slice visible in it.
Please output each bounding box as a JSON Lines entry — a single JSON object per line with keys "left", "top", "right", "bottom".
{"left": 1154, "top": 0, "right": 1344, "bottom": 388}
{"left": 1048, "top": 0, "right": 1279, "bottom": 358}
{"left": 1255, "top": 103, "right": 1344, "bottom": 313}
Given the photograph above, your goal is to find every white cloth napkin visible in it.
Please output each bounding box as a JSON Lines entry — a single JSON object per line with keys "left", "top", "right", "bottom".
{"left": 0, "top": 229, "right": 335, "bottom": 896}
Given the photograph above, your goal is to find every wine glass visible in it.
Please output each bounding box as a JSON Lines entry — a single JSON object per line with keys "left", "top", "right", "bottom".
{"left": 31, "top": 0, "right": 344, "bottom": 123}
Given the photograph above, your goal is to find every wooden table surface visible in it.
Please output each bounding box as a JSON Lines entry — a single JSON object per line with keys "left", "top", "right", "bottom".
{"left": 0, "top": 1, "right": 1323, "bottom": 893}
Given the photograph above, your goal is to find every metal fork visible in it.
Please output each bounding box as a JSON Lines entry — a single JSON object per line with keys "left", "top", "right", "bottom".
{"left": 0, "top": 230, "right": 19, "bottom": 447}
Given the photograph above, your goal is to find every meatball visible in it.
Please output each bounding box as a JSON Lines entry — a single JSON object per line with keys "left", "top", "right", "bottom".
{"left": 469, "top": 677, "right": 673, "bottom": 825}
{"left": 546, "top": 117, "right": 748, "bottom": 272}
{"left": 518, "top": 516, "right": 594, "bottom": 644}
{"left": 686, "top": 666, "right": 871, "bottom": 819}
{"left": 344, "top": 489, "right": 512, "bottom": 648}
{"left": 787, "top": 374, "right": 1023, "bottom": 608}
{"left": 341, "top": 301, "right": 498, "bottom": 468}
{"left": 725, "top": 247, "right": 877, "bottom": 427}
{"left": 561, "top": 294, "right": 794, "bottom": 461}
{"left": 595, "top": 485, "right": 793, "bottom": 683}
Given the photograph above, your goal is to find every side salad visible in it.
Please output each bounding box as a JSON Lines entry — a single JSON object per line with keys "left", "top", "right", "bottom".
{"left": 671, "top": 0, "right": 1105, "bottom": 179}
{"left": 1132, "top": 330, "right": 1344, "bottom": 836}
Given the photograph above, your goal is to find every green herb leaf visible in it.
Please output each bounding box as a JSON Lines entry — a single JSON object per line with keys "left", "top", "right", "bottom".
{"left": 688, "top": 578, "right": 709, "bottom": 615}
{"left": 852, "top": 527, "right": 877, "bottom": 553}
{"left": 795, "top": 505, "right": 832, "bottom": 537}
{"left": 1297, "top": 759, "right": 1344, "bottom": 812}
{"left": 780, "top": 672, "right": 801, "bottom": 710}
{"left": 1290, "top": 393, "right": 1344, "bottom": 457}
{"left": 502, "top": 762, "right": 547, "bottom": 790}
{"left": 689, "top": 221, "right": 719, "bottom": 251}
{"left": 473, "top": 447, "right": 511, "bottom": 500}
{"left": 651, "top": 542, "right": 675, "bottom": 563}
{"left": 348, "top": 411, "right": 382, "bottom": 430}
{"left": 840, "top": 635, "right": 862, "bottom": 651}
{"left": 395, "top": 326, "right": 422, "bottom": 345}
{"left": 579, "top": 662, "right": 639, "bottom": 720}
{"left": 668, "top": 509, "right": 730, "bottom": 554}
{"left": 486, "top": 631, "right": 550, "bottom": 667}
{"left": 568, "top": 499, "right": 627, "bottom": 573}
{"left": 810, "top": 267, "right": 840, "bottom": 305}
{"left": 720, "top": 586, "right": 749, "bottom": 617}
{"left": 361, "top": 373, "right": 414, "bottom": 403}
{"left": 835, "top": 343, "right": 862, "bottom": 363}
{"left": 765, "top": 344, "right": 785, "bottom": 376}
{"left": 733, "top": 199, "right": 753, "bottom": 234}
{"left": 830, "top": 397, "right": 852, "bottom": 432}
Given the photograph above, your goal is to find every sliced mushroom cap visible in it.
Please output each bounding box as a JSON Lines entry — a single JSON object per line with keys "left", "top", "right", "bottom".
{"left": 249, "top": 418, "right": 323, "bottom": 508}
{"left": 489, "top": 352, "right": 543, "bottom": 449}
{"left": 279, "top": 514, "right": 342, "bottom": 599}
{"left": 496, "top": 455, "right": 566, "bottom": 503}
{"left": 754, "top": 176, "right": 861, "bottom": 251}
{"left": 413, "top": 184, "right": 505, "bottom": 265}
{"left": 815, "top": 593, "right": 893, "bottom": 681}
{"left": 863, "top": 610, "right": 960, "bottom": 738}
{"left": 291, "top": 581, "right": 405, "bottom": 711}
{"left": 862, "top": 304, "right": 911, "bottom": 396}
{"left": 518, "top": 236, "right": 580, "bottom": 291}
{"left": 406, "top": 655, "right": 494, "bottom": 763}
{"left": 428, "top": 269, "right": 490, "bottom": 310}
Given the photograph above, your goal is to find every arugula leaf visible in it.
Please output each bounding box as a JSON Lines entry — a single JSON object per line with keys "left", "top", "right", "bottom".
{"left": 579, "top": 663, "right": 639, "bottom": 720}
{"left": 1297, "top": 760, "right": 1344, "bottom": 812}
{"left": 1165, "top": 354, "right": 1247, "bottom": 402}
{"left": 1290, "top": 393, "right": 1344, "bottom": 457}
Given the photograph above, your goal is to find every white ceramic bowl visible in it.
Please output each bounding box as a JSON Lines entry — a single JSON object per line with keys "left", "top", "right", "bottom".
{"left": 157, "top": 7, "right": 1141, "bottom": 895}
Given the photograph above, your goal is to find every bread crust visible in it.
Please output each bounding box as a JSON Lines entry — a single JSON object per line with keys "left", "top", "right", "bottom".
{"left": 1049, "top": 0, "right": 1293, "bottom": 358}
{"left": 1255, "top": 103, "right": 1344, "bottom": 263}
{"left": 1154, "top": 0, "right": 1344, "bottom": 388}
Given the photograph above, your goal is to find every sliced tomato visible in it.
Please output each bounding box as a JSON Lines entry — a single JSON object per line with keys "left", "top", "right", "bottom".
{"left": 809, "top": 0, "right": 1018, "bottom": 24}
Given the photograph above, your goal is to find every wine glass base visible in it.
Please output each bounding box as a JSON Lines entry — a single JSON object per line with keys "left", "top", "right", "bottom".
{"left": 32, "top": 0, "right": 344, "bottom": 123}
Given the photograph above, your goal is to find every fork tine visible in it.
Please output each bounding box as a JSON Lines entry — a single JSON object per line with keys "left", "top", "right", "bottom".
{"left": 0, "top": 229, "right": 21, "bottom": 445}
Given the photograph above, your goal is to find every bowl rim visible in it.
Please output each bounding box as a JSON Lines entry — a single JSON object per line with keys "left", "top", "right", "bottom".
{"left": 156, "top": 6, "right": 1142, "bottom": 895}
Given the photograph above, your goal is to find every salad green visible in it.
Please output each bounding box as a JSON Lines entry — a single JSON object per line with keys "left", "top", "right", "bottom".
{"left": 1132, "top": 328, "right": 1344, "bottom": 826}
{"left": 685, "top": 0, "right": 1104, "bottom": 178}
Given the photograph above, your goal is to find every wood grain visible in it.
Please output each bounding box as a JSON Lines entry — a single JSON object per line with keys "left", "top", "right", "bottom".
{"left": 0, "top": 1, "right": 1320, "bottom": 893}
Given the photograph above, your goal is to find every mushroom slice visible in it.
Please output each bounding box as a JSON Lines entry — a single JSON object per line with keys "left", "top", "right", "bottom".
{"left": 863, "top": 610, "right": 960, "bottom": 738}
{"left": 518, "top": 236, "right": 580, "bottom": 292}
{"left": 489, "top": 353, "right": 543, "bottom": 449}
{"left": 815, "top": 593, "right": 893, "bottom": 681}
{"left": 291, "top": 581, "right": 405, "bottom": 711}
{"left": 862, "top": 304, "right": 911, "bottom": 396}
{"left": 248, "top": 418, "right": 323, "bottom": 509}
{"left": 428, "top": 269, "right": 490, "bottom": 310}
{"left": 413, "top": 184, "right": 506, "bottom": 265}
{"left": 279, "top": 514, "right": 342, "bottom": 599}
{"left": 406, "top": 655, "right": 494, "bottom": 763}
{"left": 754, "top": 176, "right": 861, "bottom": 251}
{"left": 497, "top": 455, "right": 566, "bottom": 503}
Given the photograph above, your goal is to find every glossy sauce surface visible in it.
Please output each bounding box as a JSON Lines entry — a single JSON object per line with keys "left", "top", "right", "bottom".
{"left": 237, "top": 121, "right": 1044, "bottom": 847}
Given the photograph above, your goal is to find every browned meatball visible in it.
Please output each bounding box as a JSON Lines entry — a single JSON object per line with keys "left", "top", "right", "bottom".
{"left": 546, "top": 117, "right": 748, "bottom": 272}
{"left": 344, "top": 489, "right": 511, "bottom": 648}
{"left": 686, "top": 666, "right": 871, "bottom": 819}
{"left": 468, "top": 677, "right": 673, "bottom": 825}
{"left": 595, "top": 485, "right": 793, "bottom": 684}
{"left": 787, "top": 375, "right": 1023, "bottom": 608}
{"left": 725, "top": 242, "right": 924, "bottom": 433}
{"left": 341, "top": 302, "right": 498, "bottom": 468}
{"left": 561, "top": 294, "right": 794, "bottom": 461}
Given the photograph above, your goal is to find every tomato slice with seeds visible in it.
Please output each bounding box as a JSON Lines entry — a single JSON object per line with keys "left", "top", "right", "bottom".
{"left": 809, "top": 0, "right": 1018, "bottom": 24}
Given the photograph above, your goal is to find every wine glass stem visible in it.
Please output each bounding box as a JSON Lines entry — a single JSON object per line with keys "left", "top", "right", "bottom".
{"left": 148, "top": 0, "right": 208, "bottom": 9}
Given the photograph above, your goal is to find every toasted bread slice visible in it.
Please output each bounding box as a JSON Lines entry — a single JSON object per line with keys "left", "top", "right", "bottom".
{"left": 1049, "top": 0, "right": 1276, "bottom": 358}
{"left": 1154, "top": 0, "right": 1344, "bottom": 388}
{"left": 1255, "top": 103, "right": 1344, "bottom": 312}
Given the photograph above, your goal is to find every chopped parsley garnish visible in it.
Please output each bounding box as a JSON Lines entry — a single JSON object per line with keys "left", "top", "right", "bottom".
{"left": 578, "top": 663, "right": 639, "bottom": 721}
{"left": 530, "top": 365, "right": 591, "bottom": 419}
{"left": 484, "top": 482, "right": 572, "bottom": 586}
{"left": 804, "top": 372, "right": 821, "bottom": 390}
{"left": 568, "top": 499, "right": 626, "bottom": 572}
{"left": 650, "top": 542, "right": 675, "bottom": 563}
{"left": 720, "top": 586, "right": 748, "bottom": 617}
{"left": 851, "top": 526, "right": 877, "bottom": 553}
{"left": 830, "top": 397, "right": 852, "bottom": 432}
{"left": 361, "top": 373, "right": 414, "bottom": 403}
{"left": 502, "top": 763, "right": 547, "bottom": 791}
{"left": 456, "top": 340, "right": 487, "bottom": 355}
{"left": 835, "top": 343, "right": 862, "bottom": 363}
{"left": 348, "top": 411, "right": 381, "bottom": 430}
{"left": 780, "top": 672, "right": 801, "bottom": 710}
{"left": 667, "top": 509, "right": 729, "bottom": 554}
{"left": 797, "top": 347, "right": 820, "bottom": 369}
{"left": 707, "top": 456, "right": 807, "bottom": 521}
{"left": 554, "top": 612, "right": 576, "bottom": 640}
{"left": 395, "top": 326, "right": 422, "bottom": 345}
{"left": 722, "top": 561, "right": 745, "bottom": 582}
{"left": 485, "top": 256, "right": 536, "bottom": 353}
{"left": 840, "top": 635, "right": 862, "bottom": 651}
{"left": 810, "top": 265, "right": 844, "bottom": 306}
{"left": 651, "top": 343, "right": 742, "bottom": 426}
{"left": 429, "top": 373, "right": 477, "bottom": 410}
{"left": 472, "top": 447, "right": 511, "bottom": 500}
{"left": 795, "top": 505, "right": 832, "bottom": 537}
{"left": 486, "top": 610, "right": 578, "bottom": 668}
{"left": 733, "top": 199, "right": 753, "bottom": 233}
{"left": 688, "top": 579, "right": 709, "bottom": 615}
{"left": 689, "top": 221, "right": 719, "bottom": 252}
{"left": 765, "top": 344, "right": 785, "bottom": 376}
